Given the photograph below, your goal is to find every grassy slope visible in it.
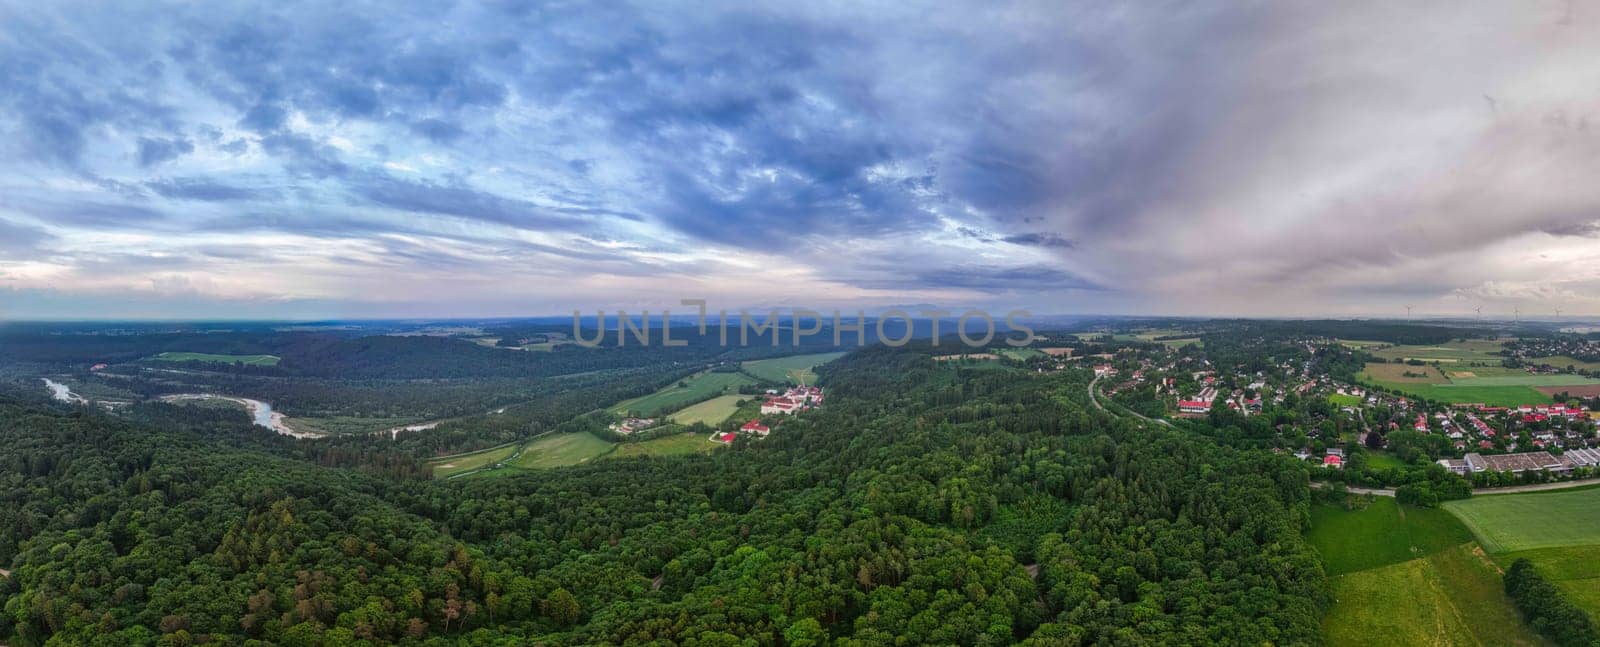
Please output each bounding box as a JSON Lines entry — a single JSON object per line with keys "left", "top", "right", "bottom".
{"left": 1307, "top": 498, "right": 1474, "bottom": 575}
{"left": 1323, "top": 545, "right": 1542, "bottom": 647}
{"left": 740, "top": 351, "right": 846, "bottom": 384}
{"left": 428, "top": 444, "right": 519, "bottom": 478}
{"left": 1312, "top": 498, "right": 1543, "bottom": 645}
{"left": 1445, "top": 487, "right": 1600, "bottom": 553}
{"left": 667, "top": 394, "right": 746, "bottom": 426}
{"left": 608, "top": 371, "right": 756, "bottom": 417}
{"left": 610, "top": 432, "right": 723, "bottom": 458}
{"left": 509, "top": 432, "right": 615, "bottom": 469}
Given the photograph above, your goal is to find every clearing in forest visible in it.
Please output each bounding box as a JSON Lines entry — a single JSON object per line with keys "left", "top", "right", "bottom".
{"left": 608, "top": 371, "right": 756, "bottom": 417}
{"left": 151, "top": 352, "right": 281, "bottom": 366}
{"left": 741, "top": 352, "right": 846, "bottom": 384}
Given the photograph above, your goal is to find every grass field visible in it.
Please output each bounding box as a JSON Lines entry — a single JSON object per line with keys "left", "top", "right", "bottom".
{"left": 997, "top": 347, "right": 1046, "bottom": 360}
{"left": 1531, "top": 355, "right": 1600, "bottom": 371}
{"left": 151, "top": 351, "right": 281, "bottom": 366}
{"left": 509, "top": 432, "right": 615, "bottom": 469}
{"left": 741, "top": 352, "right": 846, "bottom": 384}
{"left": 1363, "top": 452, "right": 1409, "bottom": 470}
{"left": 1446, "top": 374, "right": 1600, "bottom": 387}
{"left": 1371, "top": 339, "right": 1509, "bottom": 365}
{"left": 609, "top": 371, "right": 757, "bottom": 417}
{"left": 1360, "top": 360, "right": 1554, "bottom": 405}
{"left": 1322, "top": 544, "right": 1543, "bottom": 647}
{"left": 667, "top": 394, "right": 747, "bottom": 426}
{"left": 1359, "top": 362, "right": 1449, "bottom": 384}
{"left": 1495, "top": 545, "right": 1600, "bottom": 619}
{"left": 1445, "top": 487, "right": 1600, "bottom": 553}
{"left": 1311, "top": 498, "right": 1544, "bottom": 645}
{"left": 427, "top": 444, "right": 519, "bottom": 478}
{"left": 1307, "top": 498, "right": 1475, "bottom": 575}
{"left": 610, "top": 432, "right": 723, "bottom": 458}
{"left": 1394, "top": 384, "right": 1554, "bottom": 406}
{"left": 1329, "top": 393, "right": 1363, "bottom": 407}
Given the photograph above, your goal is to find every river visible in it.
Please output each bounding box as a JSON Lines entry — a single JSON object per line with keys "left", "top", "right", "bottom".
{"left": 42, "top": 378, "right": 87, "bottom": 405}
{"left": 159, "top": 394, "right": 322, "bottom": 439}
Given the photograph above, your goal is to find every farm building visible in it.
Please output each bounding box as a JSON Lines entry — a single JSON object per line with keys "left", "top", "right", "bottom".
{"left": 740, "top": 420, "right": 771, "bottom": 437}
{"left": 1439, "top": 451, "right": 1579, "bottom": 475}
{"left": 761, "top": 397, "right": 799, "bottom": 415}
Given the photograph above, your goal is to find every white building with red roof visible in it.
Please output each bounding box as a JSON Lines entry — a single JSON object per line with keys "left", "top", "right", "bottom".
{"left": 761, "top": 397, "right": 800, "bottom": 415}
{"left": 740, "top": 419, "right": 771, "bottom": 437}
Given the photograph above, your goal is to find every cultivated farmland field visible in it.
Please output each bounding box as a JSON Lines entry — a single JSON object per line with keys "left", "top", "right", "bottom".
{"left": 151, "top": 351, "right": 281, "bottom": 366}
{"left": 1447, "top": 374, "right": 1600, "bottom": 387}
{"left": 608, "top": 371, "right": 756, "bottom": 417}
{"left": 1359, "top": 361, "right": 1556, "bottom": 405}
{"left": 1393, "top": 384, "right": 1553, "bottom": 406}
{"left": 667, "top": 394, "right": 746, "bottom": 426}
{"left": 1358, "top": 362, "right": 1448, "bottom": 384}
{"left": 1444, "top": 487, "right": 1600, "bottom": 553}
{"left": 741, "top": 351, "right": 846, "bottom": 384}
{"left": 1538, "top": 384, "right": 1600, "bottom": 398}
{"left": 1531, "top": 355, "right": 1600, "bottom": 372}
{"left": 1370, "top": 339, "right": 1509, "bottom": 365}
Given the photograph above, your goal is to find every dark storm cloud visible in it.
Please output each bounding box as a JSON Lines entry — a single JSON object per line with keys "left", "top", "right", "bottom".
{"left": 851, "top": 264, "right": 1101, "bottom": 293}
{"left": 1002, "top": 233, "right": 1076, "bottom": 249}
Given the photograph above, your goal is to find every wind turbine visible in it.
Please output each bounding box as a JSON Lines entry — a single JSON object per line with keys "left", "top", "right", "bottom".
{"left": 1556, "top": 306, "right": 1564, "bottom": 320}
{"left": 1514, "top": 306, "right": 1521, "bottom": 324}
{"left": 1474, "top": 306, "right": 1482, "bottom": 322}
{"left": 1405, "top": 305, "right": 1413, "bottom": 322}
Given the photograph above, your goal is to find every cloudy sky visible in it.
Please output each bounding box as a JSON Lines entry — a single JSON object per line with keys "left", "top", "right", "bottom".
{"left": 1, "top": 0, "right": 1597, "bottom": 320}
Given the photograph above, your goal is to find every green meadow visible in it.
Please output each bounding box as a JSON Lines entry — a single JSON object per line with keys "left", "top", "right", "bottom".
{"left": 610, "top": 432, "right": 724, "bottom": 458}
{"left": 1311, "top": 497, "right": 1542, "bottom": 646}
{"left": 608, "top": 371, "right": 756, "bottom": 417}
{"left": 1445, "top": 487, "right": 1600, "bottom": 553}
{"left": 741, "top": 352, "right": 846, "bottom": 384}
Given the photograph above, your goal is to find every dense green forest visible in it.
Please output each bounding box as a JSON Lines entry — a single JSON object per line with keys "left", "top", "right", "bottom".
{"left": 0, "top": 343, "right": 1329, "bottom": 645}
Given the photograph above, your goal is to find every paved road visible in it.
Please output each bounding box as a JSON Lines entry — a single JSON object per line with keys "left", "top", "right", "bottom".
{"left": 1311, "top": 477, "right": 1600, "bottom": 498}
{"left": 1474, "top": 477, "right": 1600, "bottom": 496}
{"left": 1309, "top": 481, "right": 1396, "bottom": 497}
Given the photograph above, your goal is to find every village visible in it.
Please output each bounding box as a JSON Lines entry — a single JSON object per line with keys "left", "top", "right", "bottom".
{"left": 1066, "top": 331, "right": 1600, "bottom": 485}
